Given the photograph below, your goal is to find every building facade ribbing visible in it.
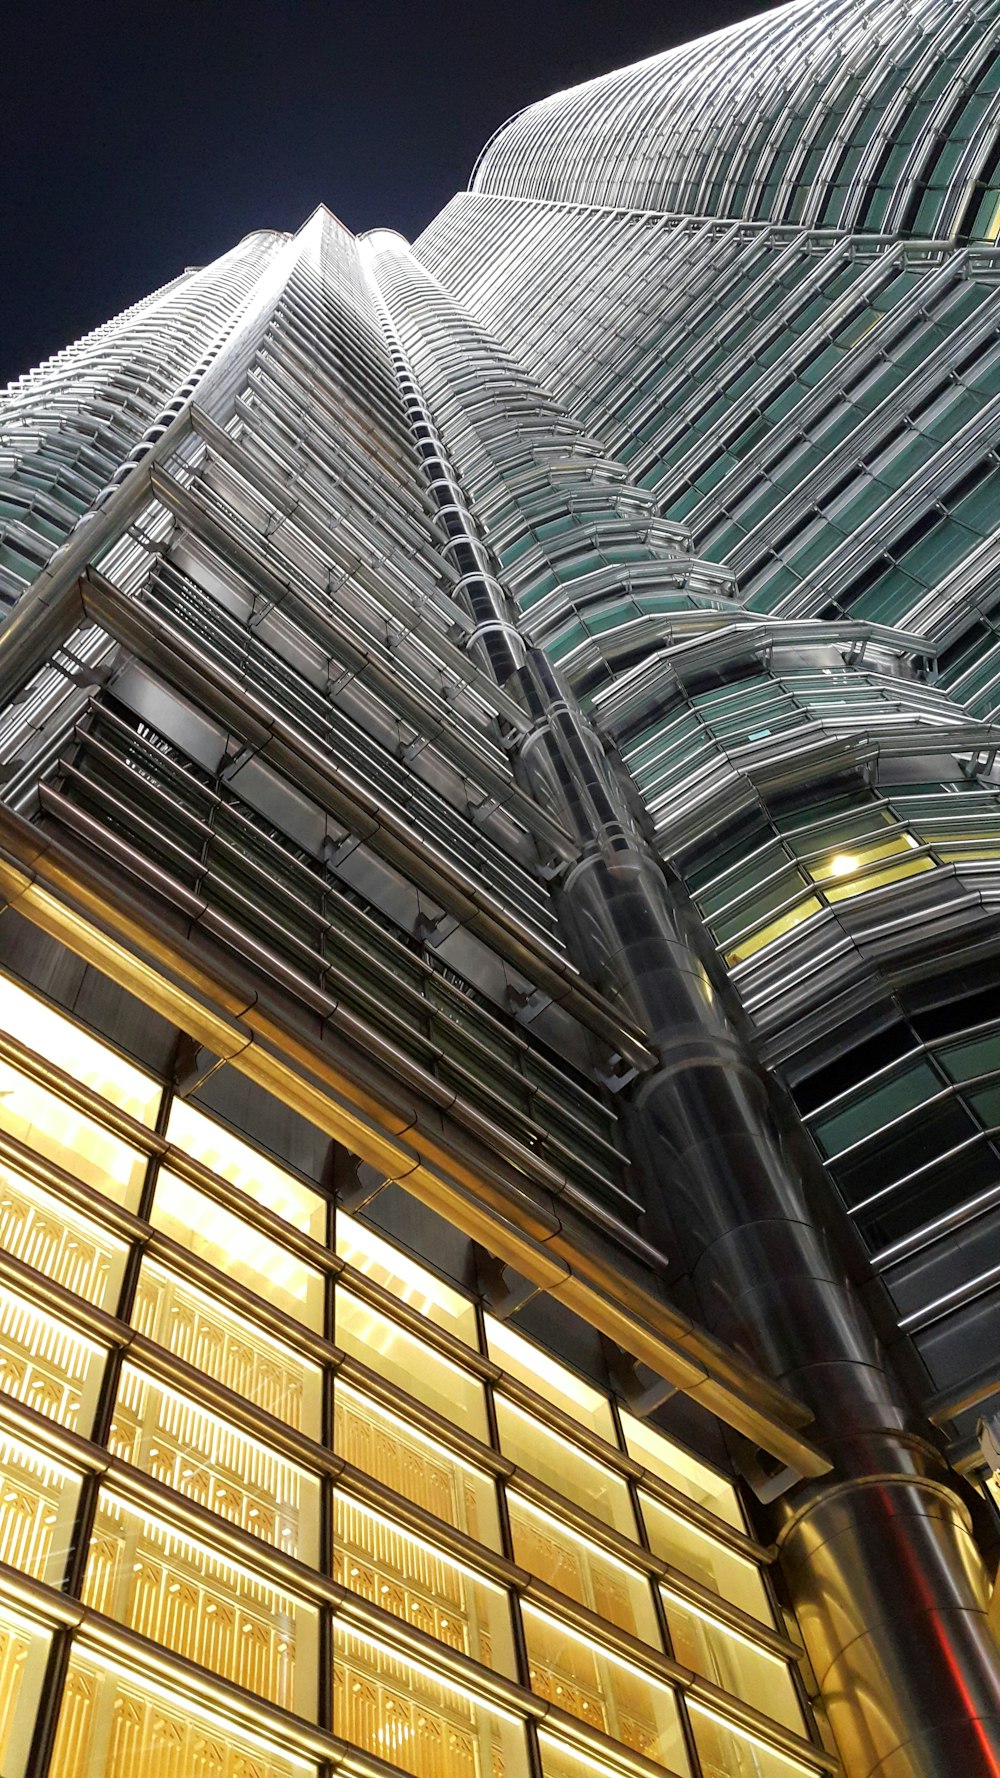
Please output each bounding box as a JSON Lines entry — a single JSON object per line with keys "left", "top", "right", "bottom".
{"left": 0, "top": 5, "right": 998, "bottom": 1778}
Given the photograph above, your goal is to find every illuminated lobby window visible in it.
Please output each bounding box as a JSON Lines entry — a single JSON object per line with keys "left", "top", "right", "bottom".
{"left": 538, "top": 1724, "right": 686, "bottom": 1778}
{"left": 0, "top": 1601, "right": 51, "bottom": 1778}
{"left": 333, "top": 1622, "right": 529, "bottom": 1778}
{"left": 48, "top": 1645, "right": 317, "bottom": 1778}
{"left": 149, "top": 1168, "right": 326, "bottom": 1330}
{"left": 506, "top": 1491, "right": 659, "bottom": 1642}
{"left": 109, "top": 1362, "right": 321, "bottom": 1564}
{"left": 333, "top": 1490, "right": 517, "bottom": 1674}
{"left": 335, "top": 1285, "right": 489, "bottom": 1440}
{"left": 83, "top": 1489, "right": 318, "bottom": 1714}
{"left": 131, "top": 1255, "right": 323, "bottom": 1434}
{"left": 0, "top": 971, "right": 161, "bottom": 1125}
{"left": 523, "top": 1602, "right": 690, "bottom": 1772}
{"left": 0, "top": 1283, "right": 106, "bottom": 1431}
{"left": 334, "top": 1379, "right": 501, "bottom": 1549}
{"left": 494, "top": 1395, "right": 636, "bottom": 1536}
{"left": 485, "top": 1314, "right": 617, "bottom": 1440}
{"left": 0, "top": 1162, "right": 129, "bottom": 1310}
{"left": 0, "top": 1059, "right": 147, "bottom": 1207}
{"left": 338, "top": 1208, "right": 478, "bottom": 1345}
{"left": 166, "top": 1099, "right": 327, "bottom": 1240}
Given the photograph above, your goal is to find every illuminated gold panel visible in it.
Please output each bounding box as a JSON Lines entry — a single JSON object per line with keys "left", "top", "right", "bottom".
{"left": 639, "top": 1492, "right": 772, "bottom": 1626}
{"left": 662, "top": 1588, "right": 803, "bottom": 1732}
{"left": 336, "top": 1288, "right": 488, "bottom": 1439}
{"left": 335, "top": 1380, "right": 500, "bottom": 1549}
{"left": 337, "top": 1209, "right": 477, "bottom": 1346}
{"left": 48, "top": 1647, "right": 317, "bottom": 1778}
{"left": 0, "top": 1431, "right": 81, "bottom": 1586}
{"left": 0, "top": 1163, "right": 128, "bottom": 1310}
{"left": 333, "top": 1623, "right": 528, "bottom": 1778}
{"left": 0, "top": 1602, "right": 51, "bottom": 1778}
{"left": 0, "top": 1285, "right": 105, "bottom": 1431}
{"left": 132, "top": 1257, "right": 323, "bottom": 1435}
{"left": 485, "top": 1316, "right": 616, "bottom": 1441}
{"left": 539, "top": 1726, "right": 683, "bottom": 1778}
{"left": 523, "top": 1604, "right": 689, "bottom": 1773}
{"left": 689, "top": 1700, "right": 816, "bottom": 1778}
{"left": 150, "top": 1170, "right": 325, "bottom": 1330}
{"left": 494, "top": 1397, "right": 636, "bottom": 1537}
{"left": 333, "top": 1490, "right": 516, "bottom": 1675}
{"left": 83, "top": 1491, "right": 317, "bottom": 1715}
{"left": 620, "top": 1410, "right": 743, "bottom": 1530}
{"left": 507, "top": 1492, "right": 658, "bottom": 1642}
{"left": 166, "top": 1101, "right": 326, "bottom": 1239}
{"left": 110, "top": 1364, "right": 320, "bottom": 1565}
{"left": 0, "top": 1060, "right": 146, "bottom": 1207}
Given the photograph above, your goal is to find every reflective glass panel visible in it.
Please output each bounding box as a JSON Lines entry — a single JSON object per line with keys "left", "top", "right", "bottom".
{"left": 0, "top": 1601, "right": 50, "bottom": 1778}
{"left": 495, "top": 1397, "right": 635, "bottom": 1537}
{"left": 336, "top": 1287, "right": 488, "bottom": 1440}
{"left": 132, "top": 1256, "right": 323, "bottom": 1434}
{"left": 110, "top": 1363, "right": 320, "bottom": 1564}
{"left": 333, "top": 1490, "right": 516, "bottom": 1674}
{"left": 507, "top": 1492, "right": 658, "bottom": 1642}
{"left": 83, "top": 1489, "right": 318, "bottom": 1714}
{"left": 639, "top": 1492, "right": 772, "bottom": 1625}
{"left": 0, "top": 1161, "right": 128, "bottom": 1310}
{"left": 0, "top": 974, "right": 161, "bottom": 1125}
{"left": 0, "top": 1284, "right": 105, "bottom": 1431}
{"left": 150, "top": 1170, "right": 325, "bottom": 1330}
{"left": 48, "top": 1645, "right": 317, "bottom": 1778}
{"left": 621, "top": 1411, "right": 744, "bottom": 1529}
{"left": 662, "top": 1588, "right": 803, "bottom": 1731}
{"left": 334, "top": 1380, "right": 501, "bottom": 1549}
{"left": 689, "top": 1701, "right": 816, "bottom": 1778}
{"left": 0, "top": 1060, "right": 146, "bottom": 1206}
{"left": 165, "top": 1100, "right": 326, "bottom": 1238}
{"left": 485, "top": 1316, "right": 616, "bottom": 1440}
{"left": 333, "top": 1622, "right": 529, "bottom": 1778}
{"left": 337, "top": 1210, "right": 477, "bottom": 1345}
{"left": 523, "top": 1604, "right": 689, "bottom": 1773}
{"left": 0, "top": 1429, "right": 81, "bottom": 1585}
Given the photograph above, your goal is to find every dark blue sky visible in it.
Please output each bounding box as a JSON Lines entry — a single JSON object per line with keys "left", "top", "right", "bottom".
{"left": 3, "top": 0, "right": 781, "bottom": 384}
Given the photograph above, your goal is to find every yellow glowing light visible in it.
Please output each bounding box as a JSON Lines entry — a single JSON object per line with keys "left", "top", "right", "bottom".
{"left": 828, "top": 853, "right": 859, "bottom": 876}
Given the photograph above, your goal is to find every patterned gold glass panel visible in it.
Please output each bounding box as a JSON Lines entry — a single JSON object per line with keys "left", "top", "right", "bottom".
{"left": 662, "top": 1588, "right": 803, "bottom": 1732}
{"left": 333, "top": 1490, "right": 516, "bottom": 1675}
{"left": 83, "top": 1490, "right": 318, "bottom": 1715}
{"left": 337, "top": 1210, "right": 477, "bottom": 1345}
{"left": 507, "top": 1492, "right": 658, "bottom": 1642}
{"left": 689, "top": 1701, "right": 816, "bottom": 1778}
{"left": 48, "top": 1646, "right": 317, "bottom": 1778}
{"left": 522, "top": 1604, "right": 689, "bottom": 1774}
{"left": 333, "top": 1623, "right": 529, "bottom": 1778}
{"left": 0, "top": 1601, "right": 51, "bottom": 1778}
{"left": 539, "top": 1726, "right": 683, "bottom": 1778}
{"left": 335, "top": 1287, "right": 488, "bottom": 1440}
{"left": 131, "top": 1257, "right": 323, "bottom": 1435}
{"left": 0, "top": 1285, "right": 105, "bottom": 1431}
{"left": 0, "top": 1430, "right": 81, "bottom": 1585}
{"left": 0, "top": 1161, "right": 128, "bottom": 1310}
{"left": 639, "top": 1492, "right": 772, "bottom": 1626}
{"left": 334, "top": 1380, "right": 500, "bottom": 1550}
{"left": 494, "top": 1397, "right": 635, "bottom": 1536}
{"left": 0, "top": 974, "right": 161, "bottom": 1125}
{"left": 150, "top": 1170, "right": 325, "bottom": 1331}
{"left": 0, "top": 1060, "right": 146, "bottom": 1207}
{"left": 109, "top": 1363, "right": 321, "bottom": 1565}
{"left": 621, "top": 1411, "right": 743, "bottom": 1530}
{"left": 165, "top": 1102, "right": 326, "bottom": 1239}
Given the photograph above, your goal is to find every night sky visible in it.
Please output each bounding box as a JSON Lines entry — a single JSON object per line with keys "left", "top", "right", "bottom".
{"left": 3, "top": 0, "right": 782, "bottom": 385}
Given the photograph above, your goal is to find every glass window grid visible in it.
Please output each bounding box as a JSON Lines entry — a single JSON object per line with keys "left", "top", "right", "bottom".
{"left": 0, "top": 974, "right": 827, "bottom": 1778}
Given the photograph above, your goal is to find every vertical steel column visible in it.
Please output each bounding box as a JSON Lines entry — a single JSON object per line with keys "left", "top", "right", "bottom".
{"left": 365, "top": 230, "right": 1000, "bottom": 1778}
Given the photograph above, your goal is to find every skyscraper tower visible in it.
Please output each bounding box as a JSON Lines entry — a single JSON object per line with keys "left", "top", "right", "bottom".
{"left": 0, "top": 4, "right": 998, "bottom": 1778}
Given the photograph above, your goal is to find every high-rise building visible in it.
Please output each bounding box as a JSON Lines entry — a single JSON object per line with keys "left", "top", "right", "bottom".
{"left": 0, "top": 3, "right": 999, "bottom": 1777}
